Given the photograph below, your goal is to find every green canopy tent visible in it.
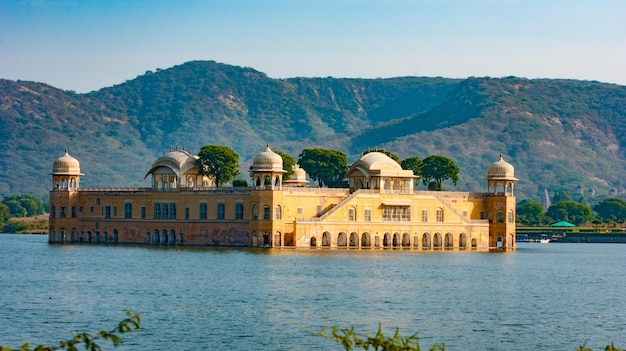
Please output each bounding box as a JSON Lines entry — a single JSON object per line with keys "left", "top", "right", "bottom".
{"left": 551, "top": 221, "right": 576, "bottom": 227}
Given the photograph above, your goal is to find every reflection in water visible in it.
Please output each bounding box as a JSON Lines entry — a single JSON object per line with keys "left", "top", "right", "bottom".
{"left": 0, "top": 235, "right": 624, "bottom": 351}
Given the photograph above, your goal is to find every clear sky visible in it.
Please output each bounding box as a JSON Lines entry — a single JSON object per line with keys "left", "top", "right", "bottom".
{"left": 1, "top": 0, "right": 624, "bottom": 93}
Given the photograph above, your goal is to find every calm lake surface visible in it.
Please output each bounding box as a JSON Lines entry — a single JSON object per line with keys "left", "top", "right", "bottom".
{"left": 0, "top": 234, "right": 624, "bottom": 350}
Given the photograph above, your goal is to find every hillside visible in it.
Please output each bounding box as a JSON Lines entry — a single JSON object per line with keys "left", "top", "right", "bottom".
{"left": 1, "top": 60, "right": 625, "bottom": 203}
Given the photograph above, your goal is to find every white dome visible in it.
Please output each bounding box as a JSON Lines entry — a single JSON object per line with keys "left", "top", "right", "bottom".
{"left": 357, "top": 152, "right": 402, "bottom": 171}
{"left": 487, "top": 155, "right": 517, "bottom": 180}
{"left": 251, "top": 145, "right": 284, "bottom": 172}
{"left": 52, "top": 150, "right": 83, "bottom": 175}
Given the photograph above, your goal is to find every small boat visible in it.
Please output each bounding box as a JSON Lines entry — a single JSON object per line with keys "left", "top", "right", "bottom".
{"left": 539, "top": 234, "right": 550, "bottom": 243}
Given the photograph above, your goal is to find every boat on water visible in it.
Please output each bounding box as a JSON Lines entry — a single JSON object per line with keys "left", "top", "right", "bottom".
{"left": 539, "top": 234, "right": 550, "bottom": 243}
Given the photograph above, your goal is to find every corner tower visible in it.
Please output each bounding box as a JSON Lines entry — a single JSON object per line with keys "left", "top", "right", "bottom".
{"left": 49, "top": 150, "right": 84, "bottom": 243}
{"left": 485, "top": 155, "right": 518, "bottom": 249}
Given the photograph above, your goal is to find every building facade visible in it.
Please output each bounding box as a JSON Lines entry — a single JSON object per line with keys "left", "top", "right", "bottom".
{"left": 49, "top": 147, "right": 517, "bottom": 250}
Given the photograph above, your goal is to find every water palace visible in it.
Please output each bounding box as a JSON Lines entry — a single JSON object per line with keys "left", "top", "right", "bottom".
{"left": 48, "top": 146, "right": 518, "bottom": 250}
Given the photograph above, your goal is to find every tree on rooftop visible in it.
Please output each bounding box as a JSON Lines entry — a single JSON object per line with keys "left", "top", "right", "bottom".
{"left": 420, "top": 155, "right": 459, "bottom": 191}
{"left": 196, "top": 145, "right": 240, "bottom": 188}
{"left": 401, "top": 156, "right": 423, "bottom": 178}
{"left": 298, "top": 148, "right": 348, "bottom": 187}
{"left": 275, "top": 150, "right": 296, "bottom": 180}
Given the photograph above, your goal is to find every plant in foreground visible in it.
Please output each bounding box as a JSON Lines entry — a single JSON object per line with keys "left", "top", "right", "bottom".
{"left": 315, "top": 324, "right": 445, "bottom": 351}
{"left": 0, "top": 310, "right": 140, "bottom": 351}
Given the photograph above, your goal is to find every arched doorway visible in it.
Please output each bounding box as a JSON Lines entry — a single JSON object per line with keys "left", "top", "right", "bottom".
{"left": 361, "top": 233, "right": 371, "bottom": 248}
{"left": 161, "top": 229, "right": 167, "bottom": 245}
{"left": 337, "top": 232, "right": 347, "bottom": 247}
{"left": 383, "top": 233, "right": 391, "bottom": 247}
{"left": 310, "top": 236, "right": 317, "bottom": 248}
{"left": 422, "top": 233, "right": 431, "bottom": 248}
{"left": 154, "top": 229, "right": 160, "bottom": 244}
{"left": 274, "top": 232, "right": 282, "bottom": 247}
{"left": 459, "top": 233, "right": 467, "bottom": 249}
{"left": 471, "top": 238, "right": 477, "bottom": 248}
{"left": 433, "top": 233, "right": 442, "bottom": 248}
{"left": 322, "top": 232, "right": 331, "bottom": 247}
{"left": 392, "top": 233, "right": 401, "bottom": 247}
{"left": 113, "top": 229, "right": 119, "bottom": 244}
{"left": 444, "top": 233, "right": 453, "bottom": 248}
{"left": 169, "top": 229, "right": 176, "bottom": 245}
{"left": 402, "top": 233, "right": 410, "bottom": 247}
{"left": 349, "top": 232, "right": 359, "bottom": 248}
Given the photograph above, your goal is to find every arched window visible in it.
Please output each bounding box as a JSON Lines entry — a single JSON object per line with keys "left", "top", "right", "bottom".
{"left": 436, "top": 208, "right": 443, "bottom": 222}
{"left": 235, "top": 203, "right": 244, "bottom": 220}
{"left": 252, "top": 204, "right": 258, "bottom": 220}
{"left": 263, "top": 205, "right": 270, "bottom": 220}
{"left": 348, "top": 208, "right": 355, "bottom": 221}
{"left": 217, "top": 203, "right": 225, "bottom": 220}
{"left": 384, "top": 179, "right": 391, "bottom": 192}
{"left": 274, "top": 205, "right": 281, "bottom": 220}
{"left": 199, "top": 203, "right": 208, "bottom": 219}
{"left": 508, "top": 209, "right": 514, "bottom": 223}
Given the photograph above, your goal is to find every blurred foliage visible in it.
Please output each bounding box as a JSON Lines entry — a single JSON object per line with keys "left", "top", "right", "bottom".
{"left": 1, "top": 195, "right": 45, "bottom": 218}
{"left": 0, "top": 310, "right": 140, "bottom": 351}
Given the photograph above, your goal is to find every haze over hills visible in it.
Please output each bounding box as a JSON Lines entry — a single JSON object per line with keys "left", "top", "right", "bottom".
{"left": 1, "top": 60, "right": 625, "bottom": 203}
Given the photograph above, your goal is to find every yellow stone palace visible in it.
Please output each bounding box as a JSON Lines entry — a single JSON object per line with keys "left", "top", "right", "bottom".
{"left": 49, "top": 146, "right": 517, "bottom": 250}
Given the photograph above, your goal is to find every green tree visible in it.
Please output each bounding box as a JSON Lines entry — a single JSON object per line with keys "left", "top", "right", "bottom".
{"left": 420, "top": 156, "right": 459, "bottom": 191}
{"left": 546, "top": 201, "right": 593, "bottom": 225}
{"left": 3, "top": 200, "right": 26, "bottom": 218}
{"left": 298, "top": 148, "right": 348, "bottom": 187}
{"left": 1, "top": 221, "right": 27, "bottom": 234}
{"left": 401, "top": 157, "right": 423, "bottom": 178}
{"left": 2, "top": 195, "right": 45, "bottom": 217}
{"left": 593, "top": 198, "right": 626, "bottom": 223}
{"left": 275, "top": 150, "right": 296, "bottom": 180}
{"left": 196, "top": 145, "right": 240, "bottom": 188}
{"left": 232, "top": 179, "right": 248, "bottom": 187}
{"left": 552, "top": 191, "right": 573, "bottom": 204}
{"left": 363, "top": 149, "right": 401, "bottom": 163}
{"left": 516, "top": 199, "right": 545, "bottom": 225}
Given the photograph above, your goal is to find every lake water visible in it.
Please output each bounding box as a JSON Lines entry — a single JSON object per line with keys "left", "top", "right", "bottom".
{"left": 0, "top": 234, "right": 624, "bottom": 350}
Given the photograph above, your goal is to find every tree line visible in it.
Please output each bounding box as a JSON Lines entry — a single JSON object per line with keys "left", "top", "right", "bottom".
{"left": 0, "top": 194, "right": 45, "bottom": 221}
{"left": 196, "top": 145, "right": 460, "bottom": 190}
{"left": 517, "top": 191, "right": 626, "bottom": 226}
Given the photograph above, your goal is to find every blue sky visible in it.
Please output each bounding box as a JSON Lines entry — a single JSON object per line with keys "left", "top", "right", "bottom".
{"left": 1, "top": 0, "right": 624, "bottom": 92}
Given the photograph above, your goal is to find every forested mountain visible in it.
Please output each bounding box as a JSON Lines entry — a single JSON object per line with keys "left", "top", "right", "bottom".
{"left": 1, "top": 60, "right": 625, "bottom": 203}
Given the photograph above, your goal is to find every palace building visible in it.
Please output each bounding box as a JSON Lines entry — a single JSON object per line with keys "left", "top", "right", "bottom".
{"left": 48, "top": 146, "right": 517, "bottom": 250}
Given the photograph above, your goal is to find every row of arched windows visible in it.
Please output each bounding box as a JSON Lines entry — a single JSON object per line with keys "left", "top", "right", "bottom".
{"left": 251, "top": 204, "right": 281, "bottom": 220}
{"left": 310, "top": 231, "right": 478, "bottom": 249}
{"left": 146, "top": 229, "right": 184, "bottom": 245}
{"left": 50, "top": 228, "right": 186, "bottom": 245}
{"left": 50, "top": 229, "right": 119, "bottom": 244}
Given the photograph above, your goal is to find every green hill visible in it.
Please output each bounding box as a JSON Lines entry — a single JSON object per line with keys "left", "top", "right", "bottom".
{"left": 1, "top": 60, "right": 624, "bottom": 203}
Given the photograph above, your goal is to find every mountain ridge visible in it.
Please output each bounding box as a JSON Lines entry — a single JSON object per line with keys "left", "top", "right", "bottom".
{"left": 1, "top": 60, "right": 624, "bottom": 203}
